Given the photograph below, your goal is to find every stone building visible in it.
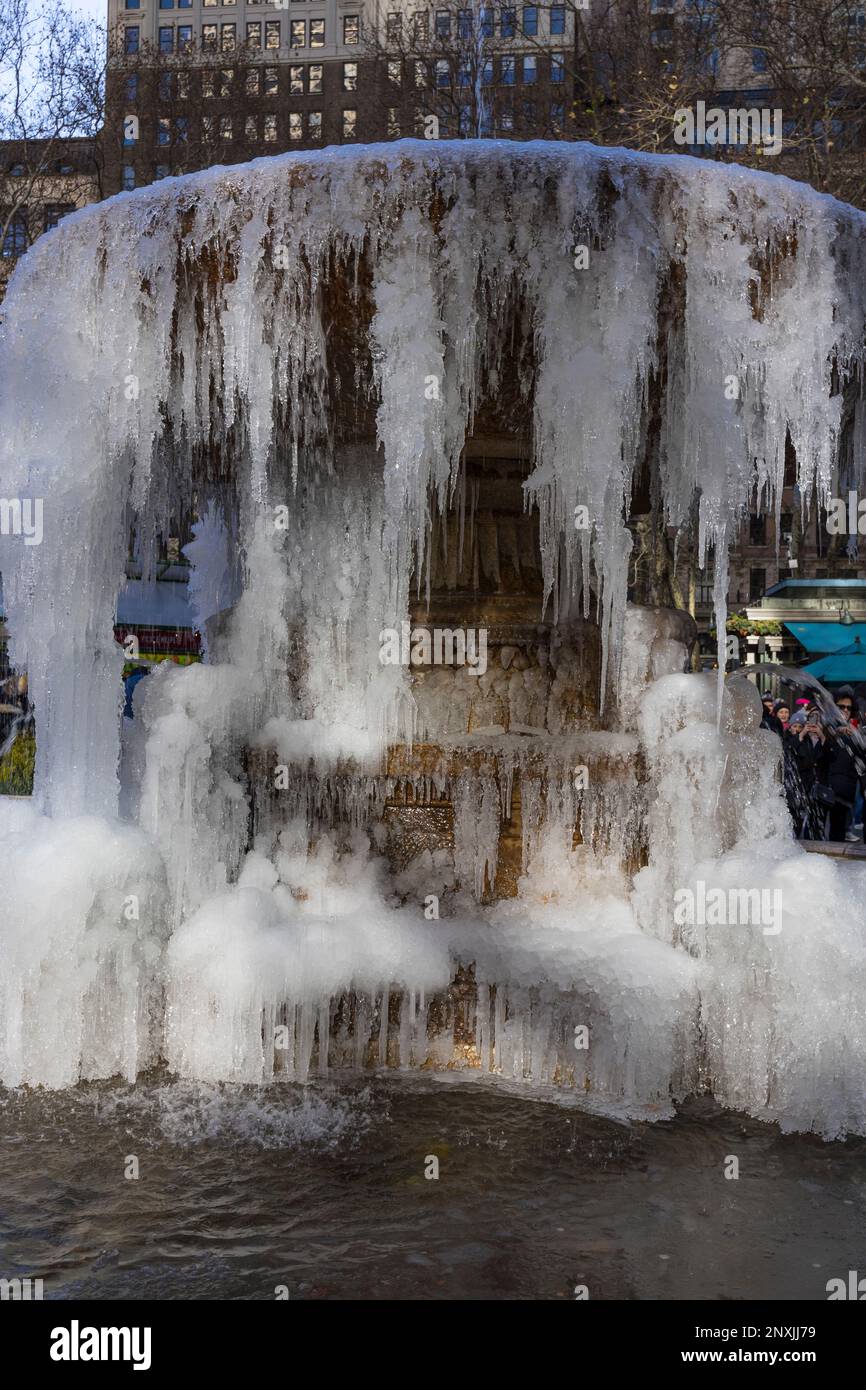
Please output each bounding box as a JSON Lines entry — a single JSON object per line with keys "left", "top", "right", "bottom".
{"left": 0, "top": 138, "right": 101, "bottom": 302}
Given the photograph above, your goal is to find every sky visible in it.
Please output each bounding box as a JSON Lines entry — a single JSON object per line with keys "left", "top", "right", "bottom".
{"left": 73, "top": 0, "right": 108, "bottom": 23}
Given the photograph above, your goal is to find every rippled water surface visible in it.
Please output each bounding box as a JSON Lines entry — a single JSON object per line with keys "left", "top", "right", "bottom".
{"left": 1, "top": 1075, "right": 864, "bottom": 1300}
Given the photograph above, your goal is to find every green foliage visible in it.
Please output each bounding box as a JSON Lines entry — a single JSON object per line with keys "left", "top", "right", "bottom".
{"left": 724, "top": 615, "right": 782, "bottom": 637}
{"left": 0, "top": 731, "right": 35, "bottom": 796}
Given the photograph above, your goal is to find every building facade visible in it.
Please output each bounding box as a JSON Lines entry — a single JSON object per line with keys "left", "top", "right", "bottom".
{"left": 106, "top": 1, "right": 576, "bottom": 190}
{"left": 0, "top": 138, "right": 101, "bottom": 301}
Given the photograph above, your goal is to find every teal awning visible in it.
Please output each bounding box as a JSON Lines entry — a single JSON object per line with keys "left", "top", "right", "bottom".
{"left": 802, "top": 637, "right": 866, "bottom": 683}
{"left": 783, "top": 621, "right": 866, "bottom": 654}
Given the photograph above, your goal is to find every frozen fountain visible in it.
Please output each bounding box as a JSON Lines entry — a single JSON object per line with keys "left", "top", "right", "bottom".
{"left": 2, "top": 141, "right": 866, "bottom": 1138}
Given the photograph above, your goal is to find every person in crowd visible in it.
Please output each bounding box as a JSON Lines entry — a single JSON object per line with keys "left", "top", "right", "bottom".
{"left": 785, "top": 706, "right": 825, "bottom": 839}
{"left": 760, "top": 692, "right": 782, "bottom": 734}
{"left": 847, "top": 688, "right": 866, "bottom": 837}
{"left": 815, "top": 692, "right": 864, "bottom": 841}
{"left": 835, "top": 685, "right": 859, "bottom": 728}
{"left": 773, "top": 700, "right": 790, "bottom": 730}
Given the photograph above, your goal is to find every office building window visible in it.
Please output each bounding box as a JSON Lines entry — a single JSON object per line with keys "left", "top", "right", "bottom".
{"left": 245, "top": 115, "right": 259, "bottom": 141}
{"left": 523, "top": 6, "right": 538, "bottom": 36}
{"left": 551, "top": 52, "right": 564, "bottom": 82}
{"left": 290, "top": 65, "right": 304, "bottom": 94}
{"left": 202, "top": 115, "right": 214, "bottom": 141}
{"left": 175, "top": 115, "right": 189, "bottom": 142}
{"left": 387, "top": 13, "right": 402, "bottom": 41}
{"left": 343, "top": 62, "right": 357, "bottom": 91}
{"left": 247, "top": 22, "right": 262, "bottom": 50}
{"left": 264, "top": 113, "right": 277, "bottom": 142}
{"left": 436, "top": 10, "right": 451, "bottom": 38}
{"left": 291, "top": 20, "right": 305, "bottom": 47}
{"left": 502, "top": 56, "right": 515, "bottom": 85}
{"left": 202, "top": 24, "right": 217, "bottom": 52}
{"left": 550, "top": 100, "right": 564, "bottom": 133}
{"left": 289, "top": 113, "right": 303, "bottom": 142}
{"left": 125, "top": 26, "right": 140, "bottom": 54}
{"left": 43, "top": 203, "right": 73, "bottom": 232}
{"left": 310, "top": 19, "right": 325, "bottom": 47}
{"left": 388, "top": 59, "right": 401, "bottom": 85}
{"left": 415, "top": 60, "right": 427, "bottom": 87}
{"left": 344, "top": 16, "right": 360, "bottom": 45}
{"left": 309, "top": 111, "right": 322, "bottom": 139}
{"left": 221, "top": 23, "right": 236, "bottom": 51}
{"left": 436, "top": 58, "right": 449, "bottom": 88}
{"left": 457, "top": 10, "right": 472, "bottom": 38}
{"left": 265, "top": 68, "right": 279, "bottom": 94}
{"left": 178, "top": 71, "right": 190, "bottom": 98}
{"left": 178, "top": 24, "right": 192, "bottom": 51}
{"left": 126, "top": 75, "right": 138, "bottom": 102}
{"left": 220, "top": 115, "right": 233, "bottom": 140}
{"left": 550, "top": 4, "right": 565, "bottom": 35}
{"left": 202, "top": 70, "right": 215, "bottom": 97}
{"left": 482, "top": 58, "right": 494, "bottom": 84}
{"left": 309, "top": 64, "right": 323, "bottom": 93}
{"left": 158, "top": 117, "right": 171, "bottom": 145}
{"left": 126, "top": 1, "right": 140, "bottom": 9}
{"left": 159, "top": 72, "right": 172, "bottom": 102}
{"left": 122, "top": 166, "right": 136, "bottom": 191}
{"left": 387, "top": 107, "right": 400, "bottom": 137}
{"left": 155, "top": 164, "right": 170, "bottom": 180}
{"left": 245, "top": 69, "right": 260, "bottom": 96}
{"left": 158, "top": 26, "right": 173, "bottom": 53}
{"left": 501, "top": 7, "right": 516, "bottom": 37}
{"left": 266, "top": 21, "right": 281, "bottom": 49}
{"left": 480, "top": 6, "right": 493, "bottom": 37}
{"left": 414, "top": 12, "right": 429, "bottom": 41}
{"left": 343, "top": 108, "right": 357, "bottom": 138}
{"left": 522, "top": 54, "right": 536, "bottom": 83}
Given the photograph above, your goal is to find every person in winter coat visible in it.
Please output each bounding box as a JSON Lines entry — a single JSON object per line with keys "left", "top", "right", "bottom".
{"left": 816, "top": 691, "right": 864, "bottom": 841}
{"left": 785, "top": 707, "right": 825, "bottom": 839}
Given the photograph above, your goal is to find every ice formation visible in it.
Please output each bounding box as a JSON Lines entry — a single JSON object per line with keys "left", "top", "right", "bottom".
{"left": 1, "top": 141, "right": 866, "bottom": 1137}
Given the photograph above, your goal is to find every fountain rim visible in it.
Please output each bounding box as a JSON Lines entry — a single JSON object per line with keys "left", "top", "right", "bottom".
{"left": 20, "top": 136, "right": 866, "bottom": 262}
